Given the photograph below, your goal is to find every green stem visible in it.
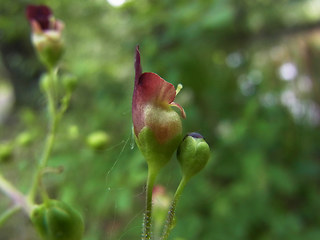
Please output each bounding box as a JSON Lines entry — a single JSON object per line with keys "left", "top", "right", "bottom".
{"left": 142, "top": 166, "right": 157, "bottom": 240}
{"left": 160, "top": 177, "right": 188, "bottom": 240}
{"left": 58, "top": 91, "right": 72, "bottom": 120}
{"left": 0, "top": 174, "right": 32, "bottom": 215}
{"left": 0, "top": 205, "right": 21, "bottom": 227}
{"left": 28, "top": 69, "right": 59, "bottom": 203}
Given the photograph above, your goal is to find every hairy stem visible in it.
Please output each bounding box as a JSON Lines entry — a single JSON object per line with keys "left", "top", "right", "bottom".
{"left": 142, "top": 167, "right": 157, "bottom": 240}
{"left": 160, "top": 177, "right": 188, "bottom": 240}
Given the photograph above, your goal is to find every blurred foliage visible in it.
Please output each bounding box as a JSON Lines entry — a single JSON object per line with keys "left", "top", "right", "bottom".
{"left": 1, "top": 0, "right": 320, "bottom": 240}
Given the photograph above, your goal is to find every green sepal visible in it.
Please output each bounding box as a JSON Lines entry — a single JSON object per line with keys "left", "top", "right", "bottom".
{"left": 31, "top": 200, "right": 84, "bottom": 240}
{"left": 177, "top": 135, "right": 210, "bottom": 180}
{"left": 37, "top": 43, "right": 64, "bottom": 69}
{"left": 32, "top": 33, "right": 64, "bottom": 69}
{"left": 135, "top": 127, "right": 182, "bottom": 172}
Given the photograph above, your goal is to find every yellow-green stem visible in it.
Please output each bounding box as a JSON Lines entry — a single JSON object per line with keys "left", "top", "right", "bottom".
{"left": 28, "top": 69, "right": 58, "bottom": 203}
{"left": 160, "top": 177, "right": 188, "bottom": 240}
{"left": 142, "top": 166, "right": 157, "bottom": 240}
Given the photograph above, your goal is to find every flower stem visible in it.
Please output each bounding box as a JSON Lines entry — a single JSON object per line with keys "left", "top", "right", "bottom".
{"left": 0, "top": 205, "right": 21, "bottom": 227}
{"left": 142, "top": 166, "right": 157, "bottom": 240}
{"left": 0, "top": 174, "right": 32, "bottom": 216}
{"left": 160, "top": 177, "right": 188, "bottom": 240}
{"left": 28, "top": 69, "right": 59, "bottom": 203}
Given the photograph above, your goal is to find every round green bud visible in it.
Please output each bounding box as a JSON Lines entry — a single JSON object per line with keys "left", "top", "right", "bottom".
{"left": 86, "top": 131, "right": 110, "bottom": 150}
{"left": 62, "top": 75, "right": 78, "bottom": 93}
{"left": 40, "top": 74, "right": 51, "bottom": 93}
{"left": 31, "top": 200, "right": 84, "bottom": 240}
{"left": 177, "top": 133, "right": 210, "bottom": 180}
{"left": 16, "top": 131, "right": 33, "bottom": 146}
{"left": 68, "top": 125, "right": 79, "bottom": 140}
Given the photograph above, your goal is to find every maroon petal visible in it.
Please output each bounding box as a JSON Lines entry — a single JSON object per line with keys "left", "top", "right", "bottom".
{"left": 132, "top": 72, "right": 177, "bottom": 136}
{"left": 132, "top": 47, "right": 185, "bottom": 138}
{"left": 135, "top": 46, "right": 142, "bottom": 87}
{"left": 26, "top": 5, "right": 52, "bottom": 31}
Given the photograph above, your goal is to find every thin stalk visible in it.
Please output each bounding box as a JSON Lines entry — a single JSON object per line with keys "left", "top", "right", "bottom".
{"left": 0, "top": 205, "right": 21, "bottom": 227}
{"left": 142, "top": 167, "right": 157, "bottom": 240}
{"left": 28, "top": 69, "right": 58, "bottom": 203}
{"left": 160, "top": 177, "right": 188, "bottom": 240}
{"left": 0, "top": 174, "right": 32, "bottom": 215}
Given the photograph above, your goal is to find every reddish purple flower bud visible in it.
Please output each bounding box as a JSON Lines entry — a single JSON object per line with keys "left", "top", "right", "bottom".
{"left": 25, "top": 5, "right": 64, "bottom": 68}
{"left": 26, "top": 5, "right": 63, "bottom": 34}
{"left": 26, "top": 5, "right": 52, "bottom": 31}
{"left": 132, "top": 46, "right": 186, "bottom": 170}
{"left": 132, "top": 46, "right": 185, "bottom": 143}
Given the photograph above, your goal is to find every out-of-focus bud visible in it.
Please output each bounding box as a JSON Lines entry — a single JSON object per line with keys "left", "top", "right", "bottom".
{"left": 68, "top": 125, "right": 79, "bottom": 140}
{"left": 152, "top": 185, "right": 171, "bottom": 234}
{"left": 26, "top": 5, "right": 64, "bottom": 68}
{"left": 86, "top": 131, "right": 110, "bottom": 150}
{"left": 0, "top": 142, "right": 13, "bottom": 162}
{"left": 40, "top": 74, "right": 51, "bottom": 93}
{"left": 177, "top": 133, "right": 210, "bottom": 180}
{"left": 62, "top": 75, "right": 78, "bottom": 93}
{"left": 16, "top": 131, "right": 34, "bottom": 147}
{"left": 31, "top": 200, "right": 84, "bottom": 240}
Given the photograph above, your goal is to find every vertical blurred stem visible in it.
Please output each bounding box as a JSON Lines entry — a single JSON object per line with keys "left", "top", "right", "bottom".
{"left": 143, "top": 166, "right": 157, "bottom": 240}
{"left": 160, "top": 177, "right": 188, "bottom": 240}
{"left": 28, "top": 68, "right": 59, "bottom": 203}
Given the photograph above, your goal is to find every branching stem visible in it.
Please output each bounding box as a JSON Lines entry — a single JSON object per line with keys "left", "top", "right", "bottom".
{"left": 28, "top": 68, "right": 59, "bottom": 203}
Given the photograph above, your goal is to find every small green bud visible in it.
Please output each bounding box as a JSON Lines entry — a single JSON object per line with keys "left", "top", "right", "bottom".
{"left": 86, "top": 131, "right": 110, "bottom": 150}
{"left": 62, "top": 75, "right": 78, "bottom": 93}
{"left": 31, "top": 200, "right": 84, "bottom": 240}
{"left": 40, "top": 74, "right": 51, "bottom": 93}
{"left": 16, "top": 131, "right": 33, "bottom": 146}
{"left": 177, "top": 133, "right": 210, "bottom": 180}
{"left": 68, "top": 125, "right": 79, "bottom": 140}
{"left": 0, "top": 143, "right": 13, "bottom": 162}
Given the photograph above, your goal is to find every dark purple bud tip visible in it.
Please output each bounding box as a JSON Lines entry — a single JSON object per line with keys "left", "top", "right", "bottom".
{"left": 26, "top": 5, "right": 52, "bottom": 31}
{"left": 188, "top": 132, "right": 203, "bottom": 139}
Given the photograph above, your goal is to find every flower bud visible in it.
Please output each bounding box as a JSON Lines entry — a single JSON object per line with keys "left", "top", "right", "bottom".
{"left": 62, "top": 75, "right": 78, "bottom": 93}
{"left": 31, "top": 200, "right": 84, "bottom": 240}
{"left": 16, "top": 131, "right": 34, "bottom": 147}
{"left": 86, "top": 131, "right": 110, "bottom": 150}
{"left": 177, "top": 133, "right": 210, "bottom": 180}
{"left": 40, "top": 73, "right": 51, "bottom": 93}
{"left": 26, "top": 5, "right": 64, "bottom": 68}
{"left": 132, "top": 47, "right": 186, "bottom": 171}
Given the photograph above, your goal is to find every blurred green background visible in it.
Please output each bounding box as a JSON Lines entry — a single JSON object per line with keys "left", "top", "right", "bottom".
{"left": 1, "top": 0, "right": 320, "bottom": 239}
